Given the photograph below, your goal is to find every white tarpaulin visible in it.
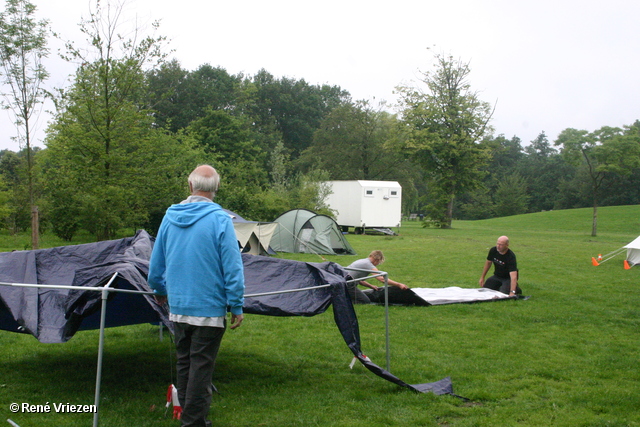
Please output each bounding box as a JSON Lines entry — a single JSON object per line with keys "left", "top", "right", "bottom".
{"left": 411, "top": 287, "right": 512, "bottom": 305}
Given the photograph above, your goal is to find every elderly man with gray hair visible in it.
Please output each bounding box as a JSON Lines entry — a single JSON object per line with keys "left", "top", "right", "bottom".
{"left": 148, "top": 164, "right": 245, "bottom": 427}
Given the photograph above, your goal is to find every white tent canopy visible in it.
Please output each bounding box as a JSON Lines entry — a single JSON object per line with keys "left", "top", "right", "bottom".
{"left": 223, "top": 209, "right": 277, "bottom": 255}
{"left": 624, "top": 236, "right": 640, "bottom": 266}
{"left": 233, "top": 222, "right": 278, "bottom": 255}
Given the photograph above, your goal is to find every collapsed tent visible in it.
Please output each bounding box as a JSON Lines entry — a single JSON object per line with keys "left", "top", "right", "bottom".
{"left": 0, "top": 230, "right": 453, "bottom": 396}
{"left": 242, "top": 255, "right": 453, "bottom": 395}
{"left": 224, "top": 208, "right": 277, "bottom": 255}
{"left": 270, "top": 208, "right": 356, "bottom": 255}
{"left": 0, "top": 230, "right": 168, "bottom": 342}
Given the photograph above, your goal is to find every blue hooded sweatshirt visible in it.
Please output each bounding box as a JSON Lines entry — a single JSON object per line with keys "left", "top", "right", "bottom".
{"left": 148, "top": 197, "right": 245, "bottom": 317}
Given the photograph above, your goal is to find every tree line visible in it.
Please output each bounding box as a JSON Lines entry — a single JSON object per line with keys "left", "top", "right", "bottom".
{"left": 1, "top": 0, "right": 639, "bottom": 246}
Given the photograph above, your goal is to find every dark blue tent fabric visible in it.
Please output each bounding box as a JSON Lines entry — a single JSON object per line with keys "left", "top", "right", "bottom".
{"left": 0, "top": 230, "right": 168, "bottom": 343}
{"left": 0, "top": 230, "right": 453, "bottom": 396}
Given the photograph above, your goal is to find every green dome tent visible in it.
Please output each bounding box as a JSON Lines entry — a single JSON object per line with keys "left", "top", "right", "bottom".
{"left": 270, "top": 209, "right": 356, "bottom": 255}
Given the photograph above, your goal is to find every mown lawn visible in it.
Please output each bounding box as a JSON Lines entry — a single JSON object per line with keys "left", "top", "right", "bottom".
{"left": 0, "top": 205, "right": 639, "bottom": 426}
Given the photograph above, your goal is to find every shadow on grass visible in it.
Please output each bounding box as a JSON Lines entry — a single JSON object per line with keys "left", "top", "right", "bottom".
{"left": 0, "top": 324, "right": 334, "bottom": 402}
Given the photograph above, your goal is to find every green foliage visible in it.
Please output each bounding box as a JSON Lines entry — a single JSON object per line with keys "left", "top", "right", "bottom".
{"left": 298, "top": 100, "right": 420, "bottom": 206}
{"left": 493, "top": 173, "right": 529, "bottom": 217}
{"left": 268, "top": 139, "right": 289, "bottom": 192}
{"left": 251, "top": 69, "right": 351, "bottom": 158}
{"left": 43, "top": 119, "right": 202, "bottom": 240}
{"left": 44, "top": 189, "right": 80, "bottom": 241}
{"left": 519, "top": 132, "right": 572, "bottom": 212}
{"left": 287, "top": 169, "right": 335, "bottom": 216}
{"left": 146, "top": 61, "right": 244, "bottom": 132}
{"left": 0, "top": 174, "right": 12, "bottom": 222}
{"left": 216, "top": 167, "right": 334, "bottom": 222}
{"left": 420, "top": 187, "right": 451, "bottom": 228}
{"left": 457, "top": 135, "right": 528, "bottom": 220}
{"left": 0, "top": 148, "right": 44, "bottom": 233}
{"left": 458, "top": 187, "right": 495, "bottom": 220}
{"left": 3, "top": 1, "right": 640, "bottom": 240}
{"left": 187, "top": 108, "right": 266, "bottom": 163}
{"left": 599, "top": 168, "right": 640, "bottom": 207}
{"left": 301, "top": 101, "right": 393, "bottom": 177}
{"left": 138, "top": 131, "right": 204, "bottom": 234}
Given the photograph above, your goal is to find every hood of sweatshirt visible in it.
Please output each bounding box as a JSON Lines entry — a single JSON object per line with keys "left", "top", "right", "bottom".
{"left": 164, "top": 199, "right": 221, "bottom": 228}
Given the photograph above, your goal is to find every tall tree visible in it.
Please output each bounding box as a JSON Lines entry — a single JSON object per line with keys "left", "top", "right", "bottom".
{"left": 0, "top": 0, "right": 49, "bottom": 248}
{"left": 395, "top": 53, "right": 494, "bottom": 227}
{"left": 44, "top": 0, "right": 186, "bottom": 240}
{"left": 555, "top": 126, "right": 640, "bottom": 236}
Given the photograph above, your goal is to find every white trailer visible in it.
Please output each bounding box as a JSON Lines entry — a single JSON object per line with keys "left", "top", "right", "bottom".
{"left": 324, "top": 180, "right": 402, "bottom": 234}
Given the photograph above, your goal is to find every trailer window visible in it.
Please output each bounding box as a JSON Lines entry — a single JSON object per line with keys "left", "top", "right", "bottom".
{"left": 364, "top": 189, "right": 374, "bottom": 197}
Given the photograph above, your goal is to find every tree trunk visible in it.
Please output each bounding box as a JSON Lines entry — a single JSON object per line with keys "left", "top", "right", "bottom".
{"left": 26, "top": 128, "right": 39, "bottom": 250}
{"left": 444, "top": 195, "right": 454, "bottom": 229}
{"left": 31, "top": 206, "right": 39, "bottom": 249}
{"left": 591, "top": 203, "right": 598, "bottom": 237}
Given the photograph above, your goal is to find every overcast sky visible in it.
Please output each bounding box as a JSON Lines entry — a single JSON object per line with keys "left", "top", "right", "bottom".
{"left": 1, "top": 0, "right": 639, "bottom": 152}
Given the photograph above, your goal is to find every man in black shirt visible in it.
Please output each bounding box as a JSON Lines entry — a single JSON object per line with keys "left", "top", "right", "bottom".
{"left": 479, "top": 235, "right": 521, "bottom": 296}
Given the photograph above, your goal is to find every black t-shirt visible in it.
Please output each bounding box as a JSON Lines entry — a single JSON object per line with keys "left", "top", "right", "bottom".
{"left": 487, "top": 246, "right": 517, "bottom": 279}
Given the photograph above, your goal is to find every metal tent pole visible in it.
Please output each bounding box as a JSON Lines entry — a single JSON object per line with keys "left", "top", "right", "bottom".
{"left": 93, "top": 272, "right": 118, "bottom": 427}
{"left": 0, "top": 276, "right": 157, "bottom": 427}
{"left": 342, "top": 267, "right": 391, "bottom": 371}
{"left": 383, "top": 272, "right": 390, "bottom": 371}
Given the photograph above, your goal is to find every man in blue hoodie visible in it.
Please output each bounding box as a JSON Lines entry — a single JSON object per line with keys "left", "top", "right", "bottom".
{"left": 148, "top": 164, "right": 245, "bottom": 427}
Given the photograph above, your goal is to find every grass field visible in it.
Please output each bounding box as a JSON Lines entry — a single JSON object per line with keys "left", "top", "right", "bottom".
{"left": 1, "top": 205, "right": 639, "bottom": 426}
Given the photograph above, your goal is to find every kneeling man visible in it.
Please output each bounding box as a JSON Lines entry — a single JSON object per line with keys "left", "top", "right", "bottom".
{"left": 479, "top": 235, "right": 521, "bottom": 296}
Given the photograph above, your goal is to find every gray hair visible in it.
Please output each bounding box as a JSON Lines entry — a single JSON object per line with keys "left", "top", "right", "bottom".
{"left": 188, "top": 165, "right": 220, "bottom": 195}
